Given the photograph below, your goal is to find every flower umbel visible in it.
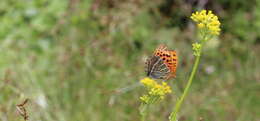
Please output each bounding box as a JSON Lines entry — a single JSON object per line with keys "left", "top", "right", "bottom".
{"left": 140, "top": 78, "right": 172, "bottom": 104}
{"left": 192, "top": 43, "right": 202, "bottom": 56}
{"left": 191, "top": 10, "right": 221, "bottom": 35}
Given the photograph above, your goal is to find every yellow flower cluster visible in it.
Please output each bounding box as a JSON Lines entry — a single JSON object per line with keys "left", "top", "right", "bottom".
{"left": 140, "top": 78, "right": 172, "bottom": 103}
{"left": 192, "top": 43, "right": 202, "bottom": 56}
{"left": 140, "top": 77, "right": 157, "bottom": 88}
{"left": 190, "top": 10, "right": 221, "bottom": 35}
{"left": 140, "top": 95, "right": 149, "bottom": 103}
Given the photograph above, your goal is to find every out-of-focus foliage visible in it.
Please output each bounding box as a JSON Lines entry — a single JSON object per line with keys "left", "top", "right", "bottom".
{"left": 0, "top": 0, "right": 259, "bottom": 121}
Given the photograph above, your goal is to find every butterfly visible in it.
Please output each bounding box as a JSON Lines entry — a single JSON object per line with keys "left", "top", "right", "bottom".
{"left": 145, "top": 45, "right": 178, "bottom": 80}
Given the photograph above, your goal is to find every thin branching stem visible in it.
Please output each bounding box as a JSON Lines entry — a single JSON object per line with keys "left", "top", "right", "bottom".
{"left": 169, "top": 53, "right": 201, "bottom": 121}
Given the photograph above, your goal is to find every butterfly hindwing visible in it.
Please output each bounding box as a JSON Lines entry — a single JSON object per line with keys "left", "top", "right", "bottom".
{"left": 146, "top": 56, "right": 170, "bottom": 79}
{"left": 145, "top": 45, "right": 178, "bottom": 80}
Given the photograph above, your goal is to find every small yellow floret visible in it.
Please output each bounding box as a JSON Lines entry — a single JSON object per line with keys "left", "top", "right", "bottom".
{"left": 140, "top": 77, "right": 157, "bottom": 88}
{"left": 197, "top": 23, "right": 205, "bottom": 28}
{"left": 192, "top": 43, "right": 202, "bottom": 56}
{"left": 140, "top": 95, "right": 149, "bottom": 104}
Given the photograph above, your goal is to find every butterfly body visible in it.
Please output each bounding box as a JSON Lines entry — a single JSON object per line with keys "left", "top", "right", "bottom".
{"left": 145, "top": 45, "right": 178, "bottom": 80}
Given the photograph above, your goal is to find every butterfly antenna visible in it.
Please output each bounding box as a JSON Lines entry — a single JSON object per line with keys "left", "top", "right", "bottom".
{"left": 109, "top": 82, "right": 142, "bottom": 106}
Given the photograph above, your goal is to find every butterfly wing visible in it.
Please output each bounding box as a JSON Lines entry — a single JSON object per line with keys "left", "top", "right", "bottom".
{"left": 145, "top": 45, "right": 178, "bottom": 80}
{"left": 154, "top": 48, "right": 178, "bottom": 79}
{"left": 154, "top": 44, "right": 167, "bottom": 55}
{"left": 146, "top": 56, "right": 170, "bottom": 79}
{"left": 166, "top": 50, "right": 178, "bottom": 79}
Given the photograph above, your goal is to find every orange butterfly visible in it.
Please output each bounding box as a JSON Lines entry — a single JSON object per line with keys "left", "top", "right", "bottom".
{"left": 145, "top": 45, "right": 178, "bottom": 80}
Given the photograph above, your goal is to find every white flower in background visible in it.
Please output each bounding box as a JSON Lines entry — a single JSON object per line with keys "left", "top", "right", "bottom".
{"left": 205, "top": 65, "right": 215, "bottom": 74}
{"left": 36, "top": 94, "right": 48, "bottom": 109}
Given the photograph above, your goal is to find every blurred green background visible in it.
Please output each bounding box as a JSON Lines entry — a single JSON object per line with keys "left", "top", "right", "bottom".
{"left": 0, "top": 0, "right": 259, "bottom": 121}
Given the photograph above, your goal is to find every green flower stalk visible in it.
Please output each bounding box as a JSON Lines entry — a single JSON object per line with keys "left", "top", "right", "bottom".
{"left": 139, "top": 78, "right": 172, "bottom": 121}
{"left": 169, "top": 10, "right": 221, "bottom": 121}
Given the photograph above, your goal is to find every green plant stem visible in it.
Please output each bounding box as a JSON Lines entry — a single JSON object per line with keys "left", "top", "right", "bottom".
{"left": 169, "top": 54, "right": 201, "bottom": 121}
{"left": 140, "top": 104, "right": 148, "bottom": 121}
{"left": 141, "top": 114, "right": 146, "bottom": 121}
